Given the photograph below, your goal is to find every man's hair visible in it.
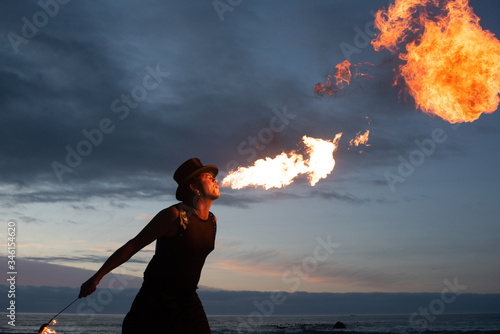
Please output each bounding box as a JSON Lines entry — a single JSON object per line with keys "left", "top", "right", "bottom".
{"left": 181, "top": 173, "right": 204, "bottom": 206}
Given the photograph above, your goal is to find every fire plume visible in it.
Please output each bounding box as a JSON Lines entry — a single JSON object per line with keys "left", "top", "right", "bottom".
{"left": 372, "top": 0, "right": 500, "bottom": 123}
{"left": 221, "top": 134, "right": 342, "bottom": 190}
{"left": 349, "top": 130, "right": 370, "bottom": 147}
{"left": 314, "top": 61, "right": 373, "bottom": 96}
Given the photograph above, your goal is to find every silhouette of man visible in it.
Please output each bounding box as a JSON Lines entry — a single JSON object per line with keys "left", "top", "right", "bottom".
{"left": 79, "top": 158, "right": 220, "bottom": 333}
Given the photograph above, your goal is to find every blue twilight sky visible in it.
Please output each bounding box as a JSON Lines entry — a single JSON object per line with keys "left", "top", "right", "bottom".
{"left": 1, "top": 0, "right": 499, "bottom": 294}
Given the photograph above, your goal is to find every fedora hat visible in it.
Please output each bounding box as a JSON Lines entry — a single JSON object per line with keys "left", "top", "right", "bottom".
{"left": 174, "top": 158, "right": 218, "bottom": 201}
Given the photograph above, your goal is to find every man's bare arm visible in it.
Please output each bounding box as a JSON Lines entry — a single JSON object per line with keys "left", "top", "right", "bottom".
{"left": 79, "top": 206, "right": 179, "bottom": 298}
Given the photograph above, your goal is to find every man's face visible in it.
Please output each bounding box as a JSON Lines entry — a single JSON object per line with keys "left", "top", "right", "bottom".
{"left": 199, "top": 172, "right": 220, "bottom": 200}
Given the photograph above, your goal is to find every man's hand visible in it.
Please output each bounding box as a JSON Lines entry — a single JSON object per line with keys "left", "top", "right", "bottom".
{"left": 79, "top": 275, "right": 100, "bottom": 298}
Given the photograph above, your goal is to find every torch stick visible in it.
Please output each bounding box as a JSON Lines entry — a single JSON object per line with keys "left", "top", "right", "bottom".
{"left": 38, "top": 297, "right": 79, "bottom": 333}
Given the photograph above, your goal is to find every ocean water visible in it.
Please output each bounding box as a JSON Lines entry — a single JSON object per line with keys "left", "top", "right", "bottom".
{"left": 1, "top": 313, "right": 499, "bottom": 333}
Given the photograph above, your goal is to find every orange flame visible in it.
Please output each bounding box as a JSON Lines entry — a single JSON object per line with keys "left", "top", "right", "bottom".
{"left": 314, "top": 61, "right": 374, "bottom": 96}
{"left": 349, "top": 130, "right": 370, "bottom": 147}
{"left": 372, "top": 0, "right": 500, "bottom": 123}
{"left": 314, "top": 60, "right": 351, "bottom": 96}
{"left": 221, "top": 134, "right": 342, "bottom": 189}
{"left": 41, "top": 320, "right": 57, "bottom": 334}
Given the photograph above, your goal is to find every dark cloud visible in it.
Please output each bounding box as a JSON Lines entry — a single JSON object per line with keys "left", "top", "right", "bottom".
{"left": 0, "top": 0, "right": 498, "bottom": 208}
{"left": 0, "top": 176, "right": 174, "bottom": 208}
{"left": 309, "top": 189, "right": 371, "bottom": 204}
{"left": 23, "top": 255, "right": 149, "bottom": 265}
{"left": 0, "top": 256, "right": 143, "bottom": 289}
{"left": 17, "top": 214, "right": 42, "bottom": 224}
{"left": 68, "top": 203, "right": 96, "bottom": 211}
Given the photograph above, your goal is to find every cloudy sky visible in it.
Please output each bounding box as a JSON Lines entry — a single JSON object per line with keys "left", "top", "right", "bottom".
{"left": 1, "top": 0, "right": 499, "bottom": 296}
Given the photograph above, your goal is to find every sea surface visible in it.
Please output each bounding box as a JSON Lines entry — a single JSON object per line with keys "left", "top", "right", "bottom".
{"left": 1, "top": 313, "right": 499, "bottom": 333}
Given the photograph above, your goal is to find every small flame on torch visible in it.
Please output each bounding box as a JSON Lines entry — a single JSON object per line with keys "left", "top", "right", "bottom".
{"left": 40, "top": 320, "right": 57, "bottom": 334}
{"left": 221, "top": 134, "right": 342, "bottom": 190}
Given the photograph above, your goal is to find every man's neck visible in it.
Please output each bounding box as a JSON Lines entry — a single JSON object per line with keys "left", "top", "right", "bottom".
{"left": 192, "top": 198, "right": 213, "bottom": 220}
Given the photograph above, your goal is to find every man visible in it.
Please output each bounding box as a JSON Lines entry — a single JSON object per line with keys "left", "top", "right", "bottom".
{"left": 79, "top": 158, "right": 220, "bottom": 333}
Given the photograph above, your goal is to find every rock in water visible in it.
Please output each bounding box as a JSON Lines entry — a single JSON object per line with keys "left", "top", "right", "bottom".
{"left": 333, "top": 321, "right": 346, "bottom": 329}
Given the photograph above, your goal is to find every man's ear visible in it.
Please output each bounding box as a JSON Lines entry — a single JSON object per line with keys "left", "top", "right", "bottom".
{"left": 190, "top": 184, "right": 198, "bottom": 192}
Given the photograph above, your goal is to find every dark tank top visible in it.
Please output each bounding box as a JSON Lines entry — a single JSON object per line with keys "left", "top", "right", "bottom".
{"left": 142, "top": 204, "right": 216, "bottom": 296}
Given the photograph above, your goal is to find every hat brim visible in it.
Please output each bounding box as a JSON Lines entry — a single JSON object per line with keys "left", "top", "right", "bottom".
{"left": 175, "top": 165, "right": 218, "bottom": 201}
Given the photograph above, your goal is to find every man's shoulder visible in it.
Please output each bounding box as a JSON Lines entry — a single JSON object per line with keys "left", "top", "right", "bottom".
{"left": 156, "top": 204, "right": 181, "bottom": 221}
